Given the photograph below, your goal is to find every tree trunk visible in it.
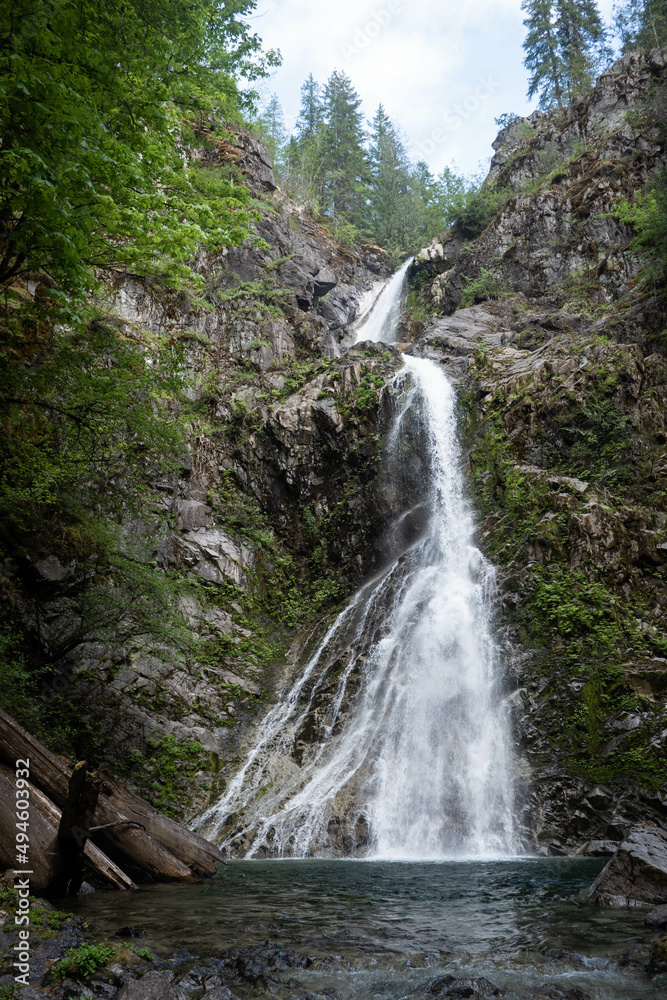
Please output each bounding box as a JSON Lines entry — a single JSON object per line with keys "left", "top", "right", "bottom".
{"left": 0, "top": 708, "right": 205, "bottom": 884}
{"left": 0, "top": 768, "right": 62, "bottom": 895}
{"left": 0, "top": 763, "right": 137, "bottom": 891}
{"left": 99, "top": 771, "right": 226, "bottom": 874}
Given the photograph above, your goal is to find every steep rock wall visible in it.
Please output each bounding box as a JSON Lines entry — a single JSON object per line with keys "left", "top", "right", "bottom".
{"left": 408, "top": 50, "right": 667, "bottom": 853}
{"left": 4, "top": 141, "right": 402, "bottom": 820}
{"left": 418, "top": 48, "right": 666, "bottom": 314}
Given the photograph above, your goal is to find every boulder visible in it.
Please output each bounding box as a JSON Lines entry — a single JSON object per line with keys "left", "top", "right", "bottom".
{"left": 646, "top": 903, "right": 667, "bottom": 928}
{"left": 425, "top": 977, "right": 591, "bottom": 999}
{"left": 117, "top": 971, "right": 185, "bottom": 1000}
{"left": 429, "top": 976, "right": 503, "bottom": 997}
{"left": 589, "top": 824, "right": 667, "bottom": 906}
{"left": 202, "top": 990, "right": 242, "bottom": 1000}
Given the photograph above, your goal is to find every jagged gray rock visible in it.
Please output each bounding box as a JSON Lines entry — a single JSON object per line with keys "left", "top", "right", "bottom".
{"left": 116, "top": 971, "right": 185, "bottom": 1000}
{"left": 589, "top": 824, "right": 667, "bottom": 905}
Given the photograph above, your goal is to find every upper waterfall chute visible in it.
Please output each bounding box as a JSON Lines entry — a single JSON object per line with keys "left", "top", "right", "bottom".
{"left": 354, "top": 258, "right": 412, "bottom": 344}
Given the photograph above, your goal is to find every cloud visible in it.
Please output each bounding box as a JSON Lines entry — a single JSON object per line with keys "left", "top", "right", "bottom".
{"left": 250, "top": 0, "right": 620, "bottom": 175}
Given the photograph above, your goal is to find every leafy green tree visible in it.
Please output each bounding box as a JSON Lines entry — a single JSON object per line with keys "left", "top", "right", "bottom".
{"left": 0, "top": 300, "right": 195, "bottom": 668}
{"left": 0, "top": 0, "right": 278, "bottom": 297}
{"left": 441, "top": 172, "right": 510, "bottom": 241}
{"left": 615, "top": 0, "right": 667, "bottom": 49}
{"left": 0, "top": 0, "right": 281, "bottom": 699}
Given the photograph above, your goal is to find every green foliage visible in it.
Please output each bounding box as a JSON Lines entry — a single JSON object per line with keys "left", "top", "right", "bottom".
{"left": 0, "top": 303, "right": 199, "bottom": 668}
{"left": 123, "top": 735, "right": 206, "bottom": 817}
{"left": 127, "top": 945, "right": 154, "bottom": 962}
{"left": 51, "top": 942, "right": 114, "bottom": 981}
{"left": 445, "top": 182, "right": 511, "bottom": 241}
{"left": 252, "top": 93, "right": 289, "bottom": 171}
{"left": 0, "top": 627, "right": 40, "bottom": 721}
{"left": 351, "top": 372, "right": 387, "bottom": 414}
{"left": 525, "top": 568, "right": 620, "bottom": 644}
{"left": 459, "top": 268, "right": 507, "bottom": 309}
{"left": 0, "top": 0, "right": 276, "bottom": 296}
{"left": 0, "top": 308, "right": 184, "bottom": 535}
{"left": 281, "top": 73, "right": 497, "bottom": 261}
{"left": 615, "top": 0, "right": 667, "bottom": 51}
{"left": 495, "top": 113, "right": 519, "bottom": 131}
{"left": 0, "top": 882, "right": 69, "bottom": 937}
{"left": 617, "top": 166, "right": 667, "bottom": 289}
{"left": 521, "top": 0, "right": 610, "bottom": 109}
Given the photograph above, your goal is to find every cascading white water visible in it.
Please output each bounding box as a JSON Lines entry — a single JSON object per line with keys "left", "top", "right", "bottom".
{"left": 366, "top": 355, "right": 516, "bottom": 858}
{"left": 194, "top": 262, "right": 518, "bottom": 860}
{"left": 354, "top": 258, "right": 412, "bottom": 344}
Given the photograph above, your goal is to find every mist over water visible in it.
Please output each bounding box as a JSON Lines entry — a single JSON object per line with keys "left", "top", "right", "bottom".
{"left": 195, "top": 263, "right": 517, "bottom": 860}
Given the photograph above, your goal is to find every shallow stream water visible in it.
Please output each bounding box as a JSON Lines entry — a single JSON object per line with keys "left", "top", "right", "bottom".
{"left": 72, "top": 858, "right": 663, "bottom": 999}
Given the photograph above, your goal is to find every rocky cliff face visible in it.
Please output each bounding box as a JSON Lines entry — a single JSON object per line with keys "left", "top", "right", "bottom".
{"left": 8, "top": 130, "right": 404, "bottom": 819}
{"left": 10, "top": 50, "right": 667, "bottom": 854}
{"left": 420, "top": 48, "right": 666, "bottom": 315}
{"left": 407, "top": 48, "right": 667, "bottom": 853}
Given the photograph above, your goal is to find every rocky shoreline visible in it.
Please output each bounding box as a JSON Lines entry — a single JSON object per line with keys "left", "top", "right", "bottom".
{"left": 1, "top": 901, "right": 666, "bottom": 1000}
{"left": 3, "top": 822, "right": 667, "bottom": 1000}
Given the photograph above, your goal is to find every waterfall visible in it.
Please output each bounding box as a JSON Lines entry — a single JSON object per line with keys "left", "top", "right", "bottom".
{"left": 353, "top": 258, "right": 412, "bottom": 344}
{"left": 194, "top": 261, "right": 517, "bottom": 860}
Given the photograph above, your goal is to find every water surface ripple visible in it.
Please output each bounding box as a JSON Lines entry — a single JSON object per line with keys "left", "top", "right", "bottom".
{"left": 73, "top": 859, "right": 662, "bottom": 1000}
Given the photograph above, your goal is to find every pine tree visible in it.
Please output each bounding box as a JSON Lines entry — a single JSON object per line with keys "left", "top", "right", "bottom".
{"left": 256, "top": 93, "right": 288, "bottom": 175}
{"left": 367, "top": 105, "right": 406, "bottom": 246}
{"left": 289, "top": 74, "right": 325, "bottom": 206}
{"left": 522, "top": 0, "right": 609, "bottom": 108}
{"left": 296, "top": 73, "right": 323, "bottom": 143}
{"left": 555, "top": 1, "right": 610, "bottom": 100}
{"left": 615, "top": 0, "right": 667, "bottom": 50}
{"left": 521, "top": 0, "right": 566, "bottom": 108}
{"left": 319, "top": 70, "right": 369, "bottom": 223}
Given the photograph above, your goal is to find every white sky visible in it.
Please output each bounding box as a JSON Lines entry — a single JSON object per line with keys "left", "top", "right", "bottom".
{"left": 247, "top": 0, "right": 618, "bottom": 176}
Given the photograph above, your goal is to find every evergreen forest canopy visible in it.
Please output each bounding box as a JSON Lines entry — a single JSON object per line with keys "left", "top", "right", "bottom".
{"left": 256, "top": 71, "right": 485, "bottom": 267}
{"left": 252, "top": 0, "right": 667, "bottom": 265}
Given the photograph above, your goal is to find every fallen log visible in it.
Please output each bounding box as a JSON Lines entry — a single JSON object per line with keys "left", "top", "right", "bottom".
{"left": 0, "top": 708, "right": 203, "bottom": 884}
{"left": 0, "top": 767, "right": 62, "bottom": 895}
{"left": 49, "top": 760, "right": 100, "bottom": 895}
{"left": 0, "top": 766, "right": 138, "bottom": 892}
{"left": 99, "top": 771, "right": 226, "bottom": 873}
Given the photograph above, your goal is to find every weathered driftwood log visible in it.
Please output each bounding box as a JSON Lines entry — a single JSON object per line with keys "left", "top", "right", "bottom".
{"left": 0, "top": 767, "right": 62, "bottom": 894}
{"left": 0, "top": 708, "right": 209, "bottom": 883}
{"left": 0, "top": 763, "right": 137, "bottom": 891}
{"left": 51, "top": 760, "right": 100, "bottom": 895}
{"left": 99, "top": 771, "right": 226, "bottom": 873}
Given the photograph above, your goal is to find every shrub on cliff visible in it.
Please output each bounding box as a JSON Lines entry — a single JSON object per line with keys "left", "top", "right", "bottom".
{"left": 619, "top": 166, "right": 667, "bottom": 288}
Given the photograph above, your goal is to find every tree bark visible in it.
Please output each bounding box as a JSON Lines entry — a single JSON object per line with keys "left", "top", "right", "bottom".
{"left": 0, "top": 708, "right": 205, "bottom": 884}
{"left": 0, "top": 764, "right": 137, "bottom": 891}
{"left": 0, "top": 768, "right": 62, "bottom": 895}
{"left": 99, "top": 770, "right": 226, "bottom": 874}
